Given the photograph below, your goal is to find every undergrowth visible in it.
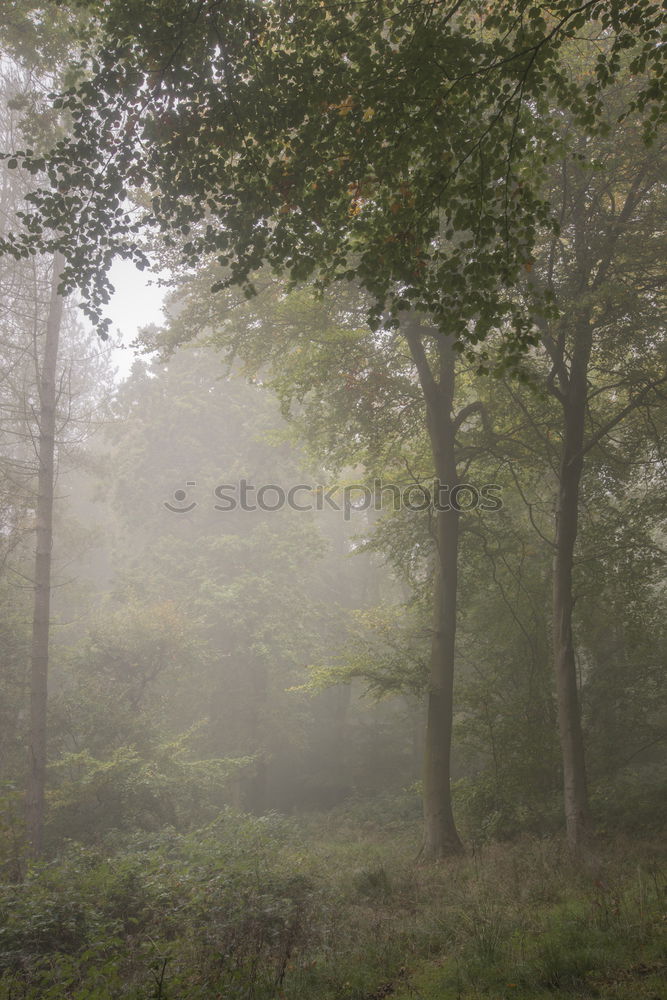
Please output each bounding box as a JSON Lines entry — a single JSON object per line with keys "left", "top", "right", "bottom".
{"left": 0, "top": 809, "right": 664, "bottom": 1000}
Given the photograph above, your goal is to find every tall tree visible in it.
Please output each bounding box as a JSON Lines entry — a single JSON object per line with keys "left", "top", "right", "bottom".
{"left": 0, "top": 32, "right": 112, "bottom": 854}
{"left": 25, "top": 252, "right": 65, "bottom": 856}
{"left": 528, "top": 100, "right": 666, "bottom": 849}
{"left": 402, "top": 320, "right": 464, "bottom": 854}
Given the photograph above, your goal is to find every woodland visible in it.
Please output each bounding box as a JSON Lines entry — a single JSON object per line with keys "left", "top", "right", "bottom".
{"left": 0, "top": 2, "right": 665, "bottom": 998}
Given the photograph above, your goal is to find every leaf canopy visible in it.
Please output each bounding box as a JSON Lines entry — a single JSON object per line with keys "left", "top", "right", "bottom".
{"left": 1, "top": 1, "right": 664, "bottom": 344}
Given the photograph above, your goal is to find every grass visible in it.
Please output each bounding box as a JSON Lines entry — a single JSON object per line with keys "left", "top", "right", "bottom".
{"left": 0, "top": 811, "right": 664, "bottom": 1000}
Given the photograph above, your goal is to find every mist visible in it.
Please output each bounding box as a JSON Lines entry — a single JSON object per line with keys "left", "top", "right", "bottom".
{"left": 0, "top": 3, "right": 665, "bottom": 999}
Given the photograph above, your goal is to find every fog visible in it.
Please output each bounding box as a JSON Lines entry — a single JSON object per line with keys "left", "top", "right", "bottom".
{"left": 0, "top": 4, "right": 665, "bottom": 998}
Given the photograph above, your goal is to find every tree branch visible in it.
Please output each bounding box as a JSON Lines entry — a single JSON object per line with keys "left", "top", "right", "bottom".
{"left": 401, "top": 313, "right": 439, "bottom": 409}
{"left": 579, "top": 374, "right": 667, "bottom": 461}
{"left": 452, "top": 399, "right": 492, "bottom": 435}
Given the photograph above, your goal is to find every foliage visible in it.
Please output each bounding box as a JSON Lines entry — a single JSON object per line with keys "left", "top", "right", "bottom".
{"left": 0, "top": 819, "right": 665, "bottom": 1000}
{"left": 300, "top": 602, "right": 429, "bottom": 699}
{"left": 45, "top": 736, "right": 252, "bottom": 846}
{"left": 1, "top": 2, "right": 665, "bottom": 349}
{"left": 0, "top": 14, "right": 665, "bottom": 989}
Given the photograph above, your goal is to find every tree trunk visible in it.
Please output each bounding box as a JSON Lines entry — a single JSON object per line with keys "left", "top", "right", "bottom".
{"left": 404, "top": 317, "right": 463, "bottom": 857}
{"left": 422, "top": 507, "right": 463, "bottom": 857}
{"left": 553, "top": 318, "right": 592, "bottom": 851}
{"left": 26, "top": 253, "right": 64, "bottom": 857}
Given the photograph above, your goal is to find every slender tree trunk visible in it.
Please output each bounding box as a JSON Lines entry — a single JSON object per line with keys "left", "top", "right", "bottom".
{"left": 404, "top": 318, "right": 463, "bottom": 857}
{"left": 553, "top": 318, "right": 592, "bottom": 851}
{"left": 422, "top": 505, "right": 462, "bottom": 856}
{"left": 26, "top": 253, "right": 64, "bottom": 857}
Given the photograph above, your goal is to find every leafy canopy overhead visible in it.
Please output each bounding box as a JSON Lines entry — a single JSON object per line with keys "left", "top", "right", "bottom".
{"left": 1, "top": 1, "right": 665, "bottom": 344}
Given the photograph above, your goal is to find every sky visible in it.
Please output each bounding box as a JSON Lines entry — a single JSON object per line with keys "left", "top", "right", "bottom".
{"left": 104, "top": 258, "right": 167, "bottom": 379}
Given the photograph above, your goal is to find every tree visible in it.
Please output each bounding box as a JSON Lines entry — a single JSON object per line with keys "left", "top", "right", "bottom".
{"left": 1, "top": 2, "right": 664, "bottom": 342}
{"left": 0, "top": 58, "right": 68, "bottom": 856}
{"left": 25, "top": 252, "right": 65, "bottom": 856}
{"left": 0, "top": 34, "right": 115, "bottom": 855}
{"left": 525, "top": 94, "right": 666, "bottom": 849}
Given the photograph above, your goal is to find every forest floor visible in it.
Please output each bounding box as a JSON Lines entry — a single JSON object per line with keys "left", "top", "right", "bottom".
{"left": 0, "top": 807, "right": 664, "bottom": 999}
